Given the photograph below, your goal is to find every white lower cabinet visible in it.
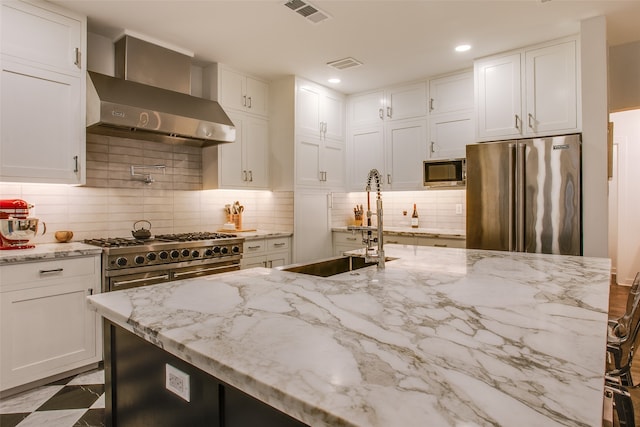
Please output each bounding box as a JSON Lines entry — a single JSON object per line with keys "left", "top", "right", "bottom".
{"left": 333, "top": 231, "right": 366, "bottom": 256}
{"left": 0, "top": 255, "right": 102, "bottom": 393}
{"left": 415, "top": 236, "right": 466, "bottom": 248}
{"left": 241, "top": 236, "right": 291, "bottom": 269}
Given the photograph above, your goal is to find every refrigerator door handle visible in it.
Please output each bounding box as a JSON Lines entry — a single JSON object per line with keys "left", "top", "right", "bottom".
{"left": 508, "top": 143, "right": 516, "bottom": 251}
{"left": 515, "top": 142, "right": 526, "bottom": 252}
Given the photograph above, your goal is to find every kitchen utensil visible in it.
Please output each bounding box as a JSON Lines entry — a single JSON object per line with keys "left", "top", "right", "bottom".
{"left": 131, "top": 220, "right": 152, "bottom": 240}
{"left": 0, "top": 218, "right": 46, "bottom": 249}
{"left": 55, "top": 230, "right": 74, "bottom": 243}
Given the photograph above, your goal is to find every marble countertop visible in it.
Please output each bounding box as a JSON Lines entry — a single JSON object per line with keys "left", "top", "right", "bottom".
{"left": 332, "top": 226, "right": 465, "bottom": 239}
{"left": 87, "top": 246, "right": 610, "bottom": 427}
{"left": 0, "top": 242, "right": 102, "bottom": 265}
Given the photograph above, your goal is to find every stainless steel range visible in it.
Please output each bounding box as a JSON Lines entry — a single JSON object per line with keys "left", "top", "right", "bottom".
{"left": 84, "top": 232, "right": 244, "bottom": 292}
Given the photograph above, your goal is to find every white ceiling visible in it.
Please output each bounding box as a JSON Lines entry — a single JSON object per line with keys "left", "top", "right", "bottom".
{"left": 51, "top": 0, "right": 640, "bottom": 94}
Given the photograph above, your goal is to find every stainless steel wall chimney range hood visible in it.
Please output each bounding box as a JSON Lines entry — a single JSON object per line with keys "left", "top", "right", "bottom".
{"left": 86, "top": 36, "right": 235, "bottom": 147}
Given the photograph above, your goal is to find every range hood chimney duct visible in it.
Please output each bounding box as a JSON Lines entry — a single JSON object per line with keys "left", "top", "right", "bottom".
{"left": 86, "top": 36, "right": 235, "bottom": 147}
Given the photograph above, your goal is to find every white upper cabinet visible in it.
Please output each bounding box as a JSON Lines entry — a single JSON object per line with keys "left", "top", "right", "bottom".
{"left": 384, "top": 118, "right": 428, "bottom": 190}
{"left": 428, "top": 70, "right": 474, "bottom": 159}
{"left": 296, "top": 79, "right": 345, "bottom": 142}
{"left": 218, "top": 65, "right": 269, "bottom": 116}
{"left": 349, "top": 82, "right": 427, "bottom": 129}
{"left": 475, "top": 37, "right": 579, "bottom": 141}
{"left": 1, "top": 0, "right": 86, "bottom": 184}
{"left": 429, "top": 71, "right": 474, "bottom": 115}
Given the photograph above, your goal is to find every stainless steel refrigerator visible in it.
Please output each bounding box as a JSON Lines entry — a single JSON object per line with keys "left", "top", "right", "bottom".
{"left": 466, "top": 134, "right": 582, "bottom": 255}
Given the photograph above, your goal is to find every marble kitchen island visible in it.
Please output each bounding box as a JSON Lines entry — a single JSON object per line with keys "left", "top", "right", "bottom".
{"left": 87, "top": 245, "right": 611, "bottom": 427}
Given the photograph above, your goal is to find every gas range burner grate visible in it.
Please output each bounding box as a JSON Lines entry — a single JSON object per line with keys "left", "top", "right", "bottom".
{"left": 154, "top": 232, "right": 237, "bottom": 241}
{"left": 84, "top": 238, "right": 146, "bottom": 248}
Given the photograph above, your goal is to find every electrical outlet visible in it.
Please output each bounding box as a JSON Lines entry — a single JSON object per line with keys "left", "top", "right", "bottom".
{"left": 455, "top": 204, "right": 463, "bottom": 215}
{"left": 166, "top": 364, "right": 190, "bottom": 402}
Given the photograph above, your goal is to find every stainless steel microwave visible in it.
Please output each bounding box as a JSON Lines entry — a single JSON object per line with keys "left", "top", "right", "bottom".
{"left": 423, "top": 158, "right": 466, "bottom": 188}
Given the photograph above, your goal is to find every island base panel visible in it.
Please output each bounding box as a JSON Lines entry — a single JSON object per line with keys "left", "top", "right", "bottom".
{"left": 104, "top": 321, "right": 308, "bottom": 427}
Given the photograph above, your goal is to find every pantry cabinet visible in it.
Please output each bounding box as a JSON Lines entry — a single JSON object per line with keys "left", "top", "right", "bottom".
{"left": 475, "top": 37, "right": 579, "bottom": 141}
{"left": 0, "top": 255, "right": 102, "bottom": 393}
{"left": 0, "top": 0, "right": 86, "bottom": 184}
{"left": 428, "top": 70, "right": 474, "bottom": 159}
{"left": 241, "top": 236, "right": 291, "bottom": 269}
{"left": 203, "top": 112, "right": 269, "bottom": 189}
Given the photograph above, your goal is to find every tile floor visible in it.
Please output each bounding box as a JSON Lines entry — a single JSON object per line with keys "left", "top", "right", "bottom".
{"left": 0, "top": 366, "right": 105, "bottom": 427}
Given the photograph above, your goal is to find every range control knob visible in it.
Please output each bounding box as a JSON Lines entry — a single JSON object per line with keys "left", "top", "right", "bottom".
{"left": 170, "top": 250, "right": 180, "bottom": 259}
{"left": 212, "top": 246, "right": 221, "bottom": 254}
{"left": 191, "top": 250, "right": 200, "bottom": 258}
{"left": 116, "top": 257, "right": 128, "bottom": 267}
{"left": 232, "top": 246, "right": 240, "bottom": 254}
{"left": 181, "top": 249, "right": 190, "bottom": 257}
{"left": 159, "top": 251, "right": 169, "bottom": 260}
{"left": 221, "top": 246, "right": 229, "bottom": 255}
{"left": 134, "top": 255, "right": 145, "bottom": 265}
{"left": 147, "top": 252, "right": 157, "bottom": 261}
{"left": 204, "top": 248, "right": 213, "bottom": 257}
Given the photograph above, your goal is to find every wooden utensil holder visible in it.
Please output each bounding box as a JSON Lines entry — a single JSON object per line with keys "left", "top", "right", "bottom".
{"left": 232, "top": 213, "right": 242, "bottom": 230}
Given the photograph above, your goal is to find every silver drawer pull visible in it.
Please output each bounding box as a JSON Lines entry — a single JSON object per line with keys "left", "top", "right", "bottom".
{"left": 39, "top": 268, "right": 63, "bottom": 275}
{"left": 434, "top": 244, "right": 447, "bottom": 247}
{"left": 387, "top": 240, "right": 398, "bottom": 244}
{"left": 273, "top": 242, "right": 286, "bottom": 247}
{"left": 346, "top": 237, "right": 357, "bottom": 241}
{"left": 247, "top": 245, "right": 262, "bottom": 250}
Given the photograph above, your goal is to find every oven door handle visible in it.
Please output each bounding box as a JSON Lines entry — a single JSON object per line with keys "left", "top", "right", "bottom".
{"left": 112, "top": 274, "right": 170, "bottom": 287}
{"left": 172, "top": 263, "right": 239, "bottom": 279}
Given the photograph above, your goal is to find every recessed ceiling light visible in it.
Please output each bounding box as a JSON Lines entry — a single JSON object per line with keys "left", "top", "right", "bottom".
{"left": 455, "top": 44, "right": 471, "bottom": 52}
{"left": 328, "top": 78, "right": 341, "bottom": 84}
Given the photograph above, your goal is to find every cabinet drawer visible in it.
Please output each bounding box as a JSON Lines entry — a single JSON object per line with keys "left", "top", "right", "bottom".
{"left": 333, "top": 232, "right": 363, "bottom": 245}
{"left": 244, "top": 239, "right": 266, "bottom": 255}
{"left": 267, "top": 237, "right": 290, "bottom": 252}
{"left": 0, "top": 257, "right": 97, "bottom": 289}
{"left": 416, "top": 237, "right": 466, "bottom": 248}
{"left": 384, "top": 235, "right": 417, "bottom": 245}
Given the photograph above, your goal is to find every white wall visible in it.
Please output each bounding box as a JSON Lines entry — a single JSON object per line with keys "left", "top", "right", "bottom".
{"left": 580, "top": 16, "right": 609, "bottom": 258}
{"left": 610, "top": 109, "right": 640, "bottom": 285}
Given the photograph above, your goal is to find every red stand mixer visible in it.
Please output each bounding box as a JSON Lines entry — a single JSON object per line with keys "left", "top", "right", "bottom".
{"left": 0, "top": 199, "right": 45, "bottom": 250}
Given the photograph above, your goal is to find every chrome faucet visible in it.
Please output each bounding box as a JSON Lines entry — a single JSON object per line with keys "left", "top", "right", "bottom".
{"left": 347, "top": 169, "right": 385, "bottom": 269}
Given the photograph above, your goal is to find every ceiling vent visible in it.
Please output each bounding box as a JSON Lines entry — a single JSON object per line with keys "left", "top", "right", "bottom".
{"left": 327, "top": 57, "right": 363, "bottom": 70}
{"left": 284, "top": 0, "right": 331, "bottom": 24}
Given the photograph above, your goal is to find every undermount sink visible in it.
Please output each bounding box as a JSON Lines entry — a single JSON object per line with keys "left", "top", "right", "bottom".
{"left": 280, "top": 255, "right": 395, "bottom": 277}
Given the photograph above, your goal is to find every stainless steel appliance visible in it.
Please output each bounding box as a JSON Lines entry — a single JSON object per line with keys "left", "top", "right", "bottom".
{"left": 0, "top": 199, "right": 45, "bottom": 250}
{"left": 423, "top": 158, "right": 466, "bottom": 188}
{"left": 466, "top": 133, "right": 581, "bottom": 255}
{"left": 84, "top": 232, "right": 244, "bottom": 292}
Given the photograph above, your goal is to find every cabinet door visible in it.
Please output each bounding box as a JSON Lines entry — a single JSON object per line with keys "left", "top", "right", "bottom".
{"left": 244, "top": 116, "right": 269, "bottom": 188}
{"left": 349, "top": 126, "right": 384, "bottom": 190}
{"left": 1, "top": 1, "right": 83, "bottom": 76}
{"left": 294, "top": 191, "right": 332, "bottom": 263}
{"left": 349, "top": 91, "right": 384, "bottom": 129}
{"left": 296, "top": 82, "right": 322, "bottom": 137}
{"left": 475, "top": 53, "right": 522, "bottom": 139}
{"left": 295, "top": 135, "right": 322, "bottom": 187}
{"left": 321, "top": 90, "right": 345, "bottom": 141}
{"left": 0, "top": 279, "right": 98, "bottom": 390}
{"left": 385, "top": 119, "right": 427, "bottom": 190}
{"left": 219, "top": 68, "right": 246, "bottom": 111}
{"left": 385, "top": 82, "right": 427, "bottom": 121}
{"left": 429, "top": 71, "right": 473, "bottom": 115}
{"left": 322, "top": 141, "right": 345, "bottom": 190}
{"left": 218, "top": 113, "right": 246, "bottom": 187}
{"left": 1, "top": 60, "right": 83, "bottom": 183}
{"left": 524, "top": 40, "right": 577, "bottom": 135}
{"left": 245, "top": 77, "right": 268, "bottom": 116}
{"left": 429, "top": 111, "right": 473, "bottom": 160}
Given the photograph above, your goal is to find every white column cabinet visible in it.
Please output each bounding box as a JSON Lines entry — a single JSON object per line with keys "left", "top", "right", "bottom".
{"left": 475, "top": 37, "right": 579, "bottom": 141}
{"left": 295, "top": 78, "right": 345, "bottom": 190}
{"left": 0, "top": 0, "right": 86, "bottom": 184}
{"left": 0, "top": 255, "right": 102, "bottom": 393}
